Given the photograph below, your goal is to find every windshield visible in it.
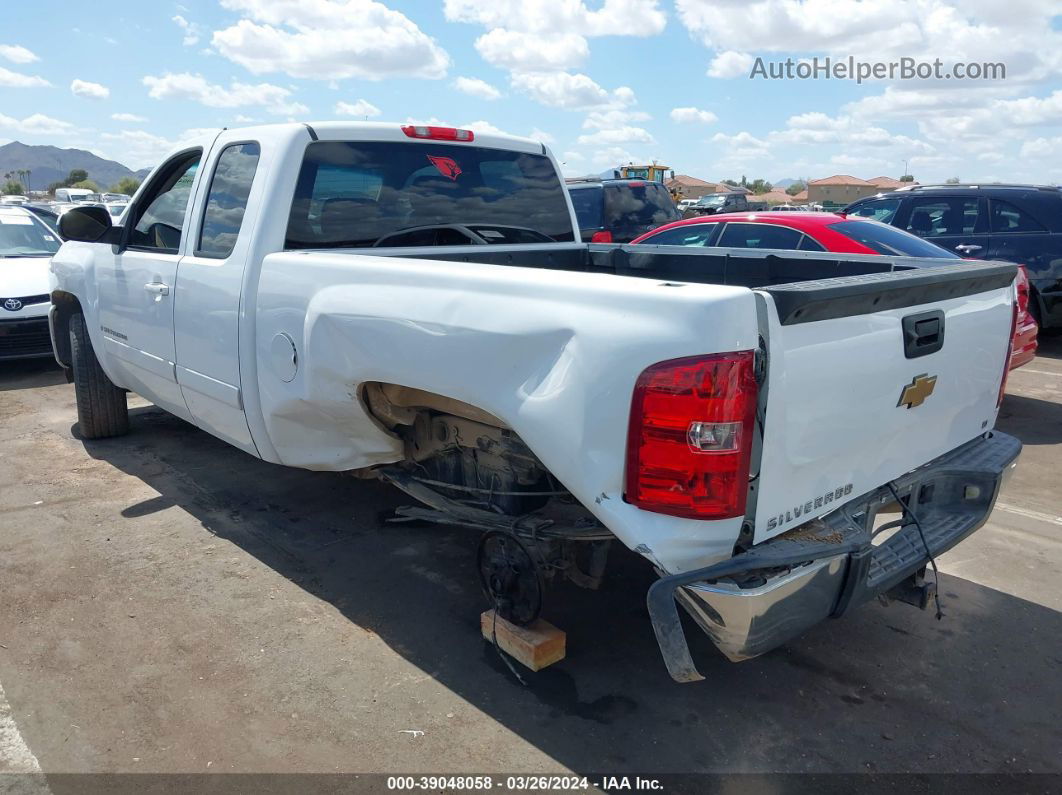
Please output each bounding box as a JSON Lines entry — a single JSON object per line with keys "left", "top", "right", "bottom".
{"left": 0, "top": 212, "right": 61, "bottom": 257}
{"left": 697, "top": 194, "right": 727, "bottom": 207}
{"left": 828, "top": 220, "right": 960, "bottom": 258}
{"left": 286, "top": 141, "right": 574, "bottom": 248}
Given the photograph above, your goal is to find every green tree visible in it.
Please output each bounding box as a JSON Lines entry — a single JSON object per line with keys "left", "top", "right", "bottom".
{"left": 899, "top": 174, "right": 915, "bottom": 183}
{"left": 109, "top": 176, "right": 141, "bottom": 196}
{"left": 748, "top": 178, "right": 773, "bottom": 195}
{"left": 786, "top": 180, "right": 807, "bottom": 196}
{"left": 72, "top": 179, "right": 100, "bottom": 192}
{"left": 65, "top": 168, "right": 89, "bottom": 186}
{"left": 945, "top": 177, "right": 960, "bottom": 184}
{"left": 2, "top": 179, "right": 24, "bottom": 195}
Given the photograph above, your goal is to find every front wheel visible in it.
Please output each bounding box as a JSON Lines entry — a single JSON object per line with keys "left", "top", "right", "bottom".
{"left": 69, "top": 312, "right": 129, "bottom": 439}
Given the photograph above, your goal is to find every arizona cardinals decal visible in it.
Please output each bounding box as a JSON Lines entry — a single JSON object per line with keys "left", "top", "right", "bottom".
{"left": 427, "top": 155, "right": 462, "bottom": 181}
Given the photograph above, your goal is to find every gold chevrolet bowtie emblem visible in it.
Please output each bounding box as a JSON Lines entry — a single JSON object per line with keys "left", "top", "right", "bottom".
{"left": 897, "top": 374, "right": 937, "bottom": 409}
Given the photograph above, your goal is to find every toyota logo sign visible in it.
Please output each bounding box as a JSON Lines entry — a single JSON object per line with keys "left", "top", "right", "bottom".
{"left": 3, "top": 298, "right": 22, "bottom": 312}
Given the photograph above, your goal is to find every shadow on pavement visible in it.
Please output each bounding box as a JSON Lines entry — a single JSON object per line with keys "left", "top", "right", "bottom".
{"left": 997, "top": 393, "right": 1062, "bottom": 446}
{"left": 1033, "top": 333, "right": 1062, "bottom": 360}
{"left": 0, "top": 357, "right": 65, "bottom": 391}
{"left": 79, "top": 405, "right": 1062, "bottom": 774}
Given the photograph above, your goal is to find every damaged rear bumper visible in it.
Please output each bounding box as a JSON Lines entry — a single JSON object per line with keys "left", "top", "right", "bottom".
{"left": 647, "top": 431, "right": 1022, "bottom": 682}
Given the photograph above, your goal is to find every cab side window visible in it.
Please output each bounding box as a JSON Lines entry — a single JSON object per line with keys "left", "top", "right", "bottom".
{"left": 717, "top": 223, "right": 803, "bottom": 250}
{"left": 989, "top": 199, "right": 1045, "bottom": 233}
{"left": 198, "top": 142, "right": 261, "bottom": 258}
{"left": 128, "top": 150, "right": 202, "bottom": 252}
{"left": 644, "top": 224, "right": 720, "bottom": 247}
{"left": 905, "top": 197, "right": 981, "bottom": 236}
{"left": 849, "top": 198, "right": 900, "bottom": 224}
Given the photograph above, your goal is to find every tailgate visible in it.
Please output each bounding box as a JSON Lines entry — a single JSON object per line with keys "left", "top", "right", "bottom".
{"left": 750, "top": 262, "right": 1016, "bottom": 543}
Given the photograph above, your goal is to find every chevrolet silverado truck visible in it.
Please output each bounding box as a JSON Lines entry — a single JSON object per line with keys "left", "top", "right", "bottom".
{"left": 49, "top": 122, "right": 1021, "bottom": 682}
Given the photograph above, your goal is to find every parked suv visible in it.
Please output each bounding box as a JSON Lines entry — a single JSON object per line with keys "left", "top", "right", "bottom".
{"left": 566, "top": 177, "right": 680, "bottom": 243}
{"left": 689, "top": 192, "right": 749, "bottom": 216}
{"left": 845, "top": 184, "right": 1062, "bottom": 329}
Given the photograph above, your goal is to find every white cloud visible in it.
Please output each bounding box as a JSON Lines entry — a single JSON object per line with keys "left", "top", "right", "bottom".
{"left": 462, "top": 120, "right": 510, "bottom": 136}
{"left": 0, "top": 113, "right": 75, "bottom": 136}
{"left": 212, "top": 0, "right": 450, "bottom": 80}
{"left": 453, "top": 76, "right": 501, "bottom": 100}
{"left": 676, "top": 0, "right": 1062, "bottom": 88}
{"left": 443, "top": 0, "right": 665, "bottom": 37}
{"left": 706, "top": 51, "right": 754, "bottom": 79}
{"left": 334, "top": 99, "right": 382, "bottom": 117}
{"left": 670, "top": 107, "right": 717, "bottom": 124}
{"left": 233, "top": 114, "right": 256, "bottom": 123}
{"left": 98, "top": 130, "right": 176, "bottom": 169}
{"left": 445, "top": 0, "right": 665, "bottom": 71}
{"left": 529, "top": 128, "right": 556, "bottom": 144}
{"left": 473, "top": 29, "right": 589, "bottom": 71}
{"left": 511, "top": 71, "right": 634, "bottom": 111}
{"left": 111, "top": 112, "right": 147, "bottom": 123}
{"left": 172, "top": 14, "right": 201, "bottom": 46}
{"left": 583, "top": 108, "right": 651, "bottom": 129}
{"left": 0, "top": 44, "right": 38, "bottom": 64}
{"left": 0, "top": 66, "right": 49, "bottom": 88}
{"left": 70, "top": 79, "right": 110, "bottom": 100}
{"left": 1021, "top": 136, "right": 1062, "bottom": 159}
{"left": 143, "top": 72, "right": 308, "bottom": 115}
{"left": 577, "top": 126, "right": 656, "bottom": 145}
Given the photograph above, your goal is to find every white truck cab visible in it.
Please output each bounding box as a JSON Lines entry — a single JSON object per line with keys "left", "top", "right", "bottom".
{"left": 49, "top": 122, "right": 1021, "bottom": 681}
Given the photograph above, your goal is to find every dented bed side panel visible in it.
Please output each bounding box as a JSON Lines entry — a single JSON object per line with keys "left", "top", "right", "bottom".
{"left": 251, "top": 251, "right": 759, "bottom": 574}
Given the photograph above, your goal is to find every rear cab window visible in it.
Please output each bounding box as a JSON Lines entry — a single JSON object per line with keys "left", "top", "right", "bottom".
{"left": 568, "top": 185, "right": 603, "bottom": 231}
{"left": 603, "top": 183, "right": 678, "bottom": 228}
{"left": 285, "top": 141, "right": 574, "bottom": 248}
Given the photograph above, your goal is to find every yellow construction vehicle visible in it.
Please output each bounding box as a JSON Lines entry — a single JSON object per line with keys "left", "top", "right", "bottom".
{"left": 616, "top": 163, "right": 681, "bottom": 202}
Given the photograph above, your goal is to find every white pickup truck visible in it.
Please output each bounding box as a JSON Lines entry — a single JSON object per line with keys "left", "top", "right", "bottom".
{"left": 49, "top": 122, "right": 1021, "bottom": 682}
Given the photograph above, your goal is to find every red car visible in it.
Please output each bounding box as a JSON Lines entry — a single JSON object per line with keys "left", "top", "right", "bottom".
{"left": 631, "top": 212, "right": 1038, "bottom": 370}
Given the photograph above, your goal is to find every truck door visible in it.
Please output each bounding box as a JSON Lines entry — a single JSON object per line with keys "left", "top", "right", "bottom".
{"left": 172, "top": 139, "right": 263, "bottom": 455}
{"left": 95, "top": 148, "right": 203, "bottom": 420}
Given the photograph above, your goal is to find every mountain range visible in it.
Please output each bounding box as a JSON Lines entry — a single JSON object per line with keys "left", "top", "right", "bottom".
{"left": 0, "top": 142, "right": 151, "bottom": 192}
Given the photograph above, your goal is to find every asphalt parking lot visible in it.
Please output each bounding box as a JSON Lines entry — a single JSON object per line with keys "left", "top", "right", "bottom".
{"left": 0, "top": 338, "right": 1060, "bottom": 780}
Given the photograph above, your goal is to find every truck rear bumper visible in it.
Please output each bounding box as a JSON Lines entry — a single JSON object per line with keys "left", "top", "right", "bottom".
{"left": 647, "top": 431, "right": 1022, "bottom": 682}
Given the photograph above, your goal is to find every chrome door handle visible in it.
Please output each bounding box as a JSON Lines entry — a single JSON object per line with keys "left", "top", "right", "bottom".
{"left": 954, "top": 244, "right": 983, "bottom": 254}
{"left": 144, "top": 282, "right": 170, "bottom": 296}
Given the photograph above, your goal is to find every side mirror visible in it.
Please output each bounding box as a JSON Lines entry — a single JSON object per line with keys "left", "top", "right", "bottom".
{"left": 58, "top": 205, "right": 117, "bottom": 243}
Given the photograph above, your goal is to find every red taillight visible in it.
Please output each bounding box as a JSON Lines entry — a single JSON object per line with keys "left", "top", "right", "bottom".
{"left": 1015, "top": 265, "right": 1030, "bottom": 314}
{"left": 625, "top": 352, "right": 758, "bottom": 520}
{"left": 400, "top": 125, "right": 475, "bottom": 142}
{"left": 998, "top": 299, "right": 1018, "bottom": 407}
{"left": 590, "top": 230, "right": 613, "bottom": 243}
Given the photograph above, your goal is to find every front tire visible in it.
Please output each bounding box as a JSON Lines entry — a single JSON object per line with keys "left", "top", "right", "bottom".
{"left": 69, "top": 312, "right": 128, "bottom": 439}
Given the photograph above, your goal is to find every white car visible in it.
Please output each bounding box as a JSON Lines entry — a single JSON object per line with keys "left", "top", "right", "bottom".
{"left": 1, "top": 194, "right": 29, "bottom": 205}
{"left": 0, "top": 205, "right": 61, "bottom": 359}
{"left": 50, "top": 122, "right": 1021, "bottom": 681}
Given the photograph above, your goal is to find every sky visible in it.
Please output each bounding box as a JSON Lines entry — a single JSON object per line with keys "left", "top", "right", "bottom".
{"left": 0, "top": 0, "right": 1060, "bottom": 185}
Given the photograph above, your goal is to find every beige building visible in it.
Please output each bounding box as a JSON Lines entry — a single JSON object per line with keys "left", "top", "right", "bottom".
{"left": 808, "top": 175, "right": 915, "bottom": 205}
{"left": 807, "top": 175, "right": 878, "bottom": 205}
{"left": 665, "top": 175, "right": 718, "bottom": 199}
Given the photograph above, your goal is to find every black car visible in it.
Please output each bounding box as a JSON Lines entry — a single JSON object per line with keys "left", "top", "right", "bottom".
{"left": 845, "top": 184, "right": 1062, "bottom": 328}
{"left": 566, "top": 177, "right": 680, "bottom": 243}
